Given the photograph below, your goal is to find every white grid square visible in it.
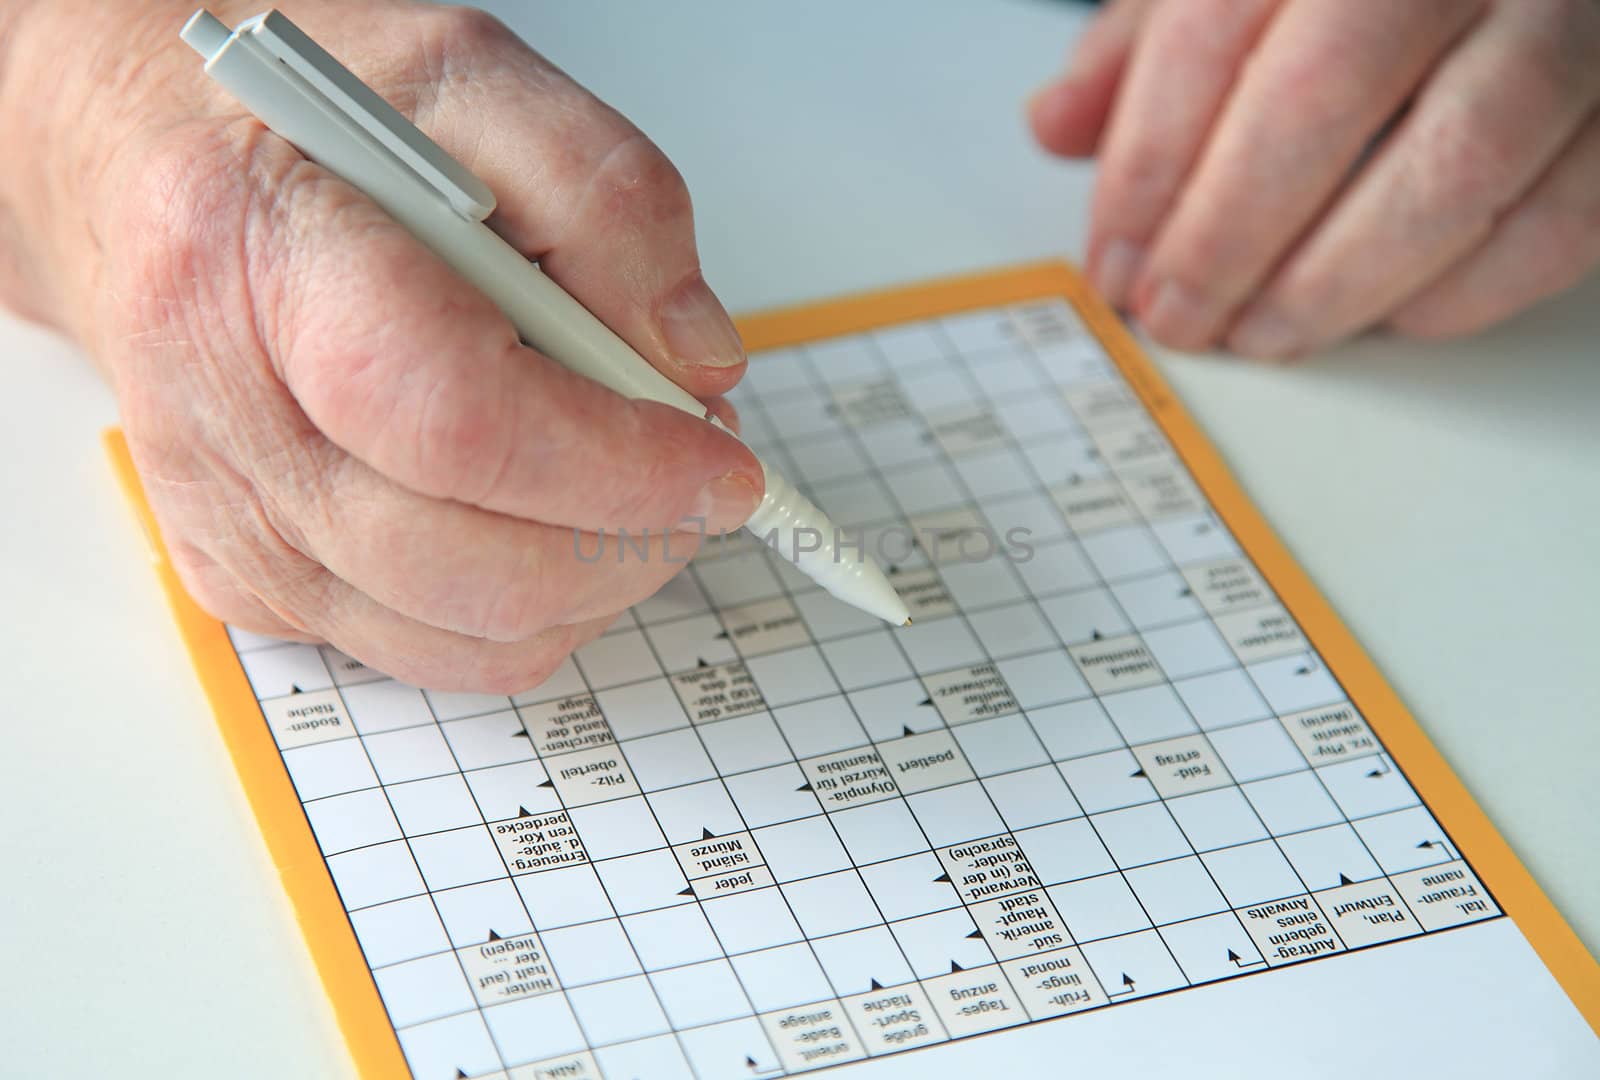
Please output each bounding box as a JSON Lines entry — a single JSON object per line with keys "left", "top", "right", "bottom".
{"left": 1039, "top": 587, "right": 1132, "bottom": 645}
{"left": 409, "top": 826, "right": 505, "bottom": 892}
{"left": 1111, "top": 571, "right": 1205, "bottom": 630}
{"left": 952, "top": 714, "right": 1049, "bottom": 777}
{"left": 896, "top": 618, "right": 985, "bottom": 672}
{"left": 1173, "top": 669, "right": 1272, "bottom": 731}
{"left": 642, "top": 612, "right": 734, "bottom": 675}
{"left": 1143, "top": 619, "right": 1236, "bottom": 680}
{"left": 567, "top": 798, "right": 666, "bottom": 861}
{"left": 700, "top": 713, "right": 796, "bottom": 775}
{"left": 542, "top": 918, "right": 644, "bottom": 986}
{"left": 752, "top": 816, "right": 852, "bottom": 882}
{"left": 694, "top": 549, "right": 786, "bottom": 609}
{"left": 625, "top": 728, "right": 717, "bottom": 792}
{"left": 595, "top": 849, "right": 694, "bottom": 916}
{"left": 385, "top": 775, "right": 482, "bottom": 837}
{"left": 937, "top": 557, "right": 1027, "bottom": 613}
{"left": 1317, "top": 754, "right": 1421, "bottom": 820}
{"left": 633, "top": 572, "right": 712, "bottom": 627}
{"left": 513, "top": 864, "right": 614, "bottom": 929}
{"left": 983, "top": 765, "right": 1084, "bottom": 830}
{"left": 724, "top": 763, "right": 823, "bottom": 828}
{"left": 1167, "top": 788, "right": 1269, "bottom": 853}
{"left": 463, "top": 761, "right": 560, "bottom": 823}
{"left": 1276, "top": 825, "right": 1383, "bottom": 891}
{"left": 980, "top": 492, "right": 1071, "bottom": 547}
{"left": 363, "top": 724, "right": 457, "bottom": 786}
{"left": 1081, "top": 525, "right": 1171, "bottom": 581}
{"left": 1091, "top": 803, "right": 1192, "bottom": 867}
{"left": 996, "top": 651, "right": 1091, "bottom": 710}
{"left": 967, "top": 602, "right": 1056, "bottom": 659}
{"left": 1101, "top": 685, "right": 1199, "bottom": 746}
{"left": 431, "top": 878, "right": 532, "bottom": 946}
{"left": 773, "top": 698, "right": 868, "bottom": 759}
{"left": 373, "top": 951, "right": 474, "bottom": 1029}
{"left": 701, "top": 887, "right": 804, "bottom": 954}
{"left": 440, "top": 710, "right": 533, "bottom": 772}
{"left": 342, "top": 680, "right": 435, "bottom": 735}
{"left": 1029, "top": 698, "right": 1123, "bottom": 761}
{"left": 1353, "top": 807, "right": 1454, "bottom": 877}
{"left": 328, "top": 840, "right": 425, "bottom": 910}
{"left": 732, "top": 943, "right": 836, "bottom": 1012}
{"left": 821, "top": 629, "right": 914, "bottom": 691}
{"left": 282, "top": 739, "right": 377, "bottom": 801}
{"left": 1153, "top": 514, "right": 1241, "bottom": 566}
{"left": 1201, "top": 841, "right": 1305, "bottom": 908}
{"left": 906, "top": 782, "right": 1005, "bottom": 847}
{"left": 781, "top": 871, "right": 883, "bottom": 938}
{"left": 1124, "top": 857, "right": 1228, "bottom": 926}
{"left": 623, "top": 904, "right": 724, "bottom": 970}
{"left": 1209, "top": 719, "right": 1306, "bottom": 783}
{"left": 595, "top": 678, "right": 687, "bottom": 742}
{"left": 397, "top": 1012, "right": 500, "bottom": 1080}
{"left": 349, "top": 896, "right": 450, "bottom": 969}
{"left": 1058, "top": 749, "right": 1158, "bottom": 814}
{"left": 1015, "top": 818, "right": 1114, "bottom": 885}
{"left": 566, "top": 976, "right": 670, "bottom": 1045}
{"left": 640, "top": 783, "right": 741, "bottom": 846}
{"left": 1047, "top": 874, "right": 1151, "bottom": 943}
{"left": 847, "top": 679, "right": 938, "bottom": 742}
{"left": 1243, "top": 772, "right": 1343, "bottom": 835}
{"left": 482, "top": 994, "right": 586, "bottom": 1067}
{"left": 810, "top": 925, "right": 915, "bottom": 995}
{"left": 890, "top": 907, "right": 992, "bottom": 979}
{"left": 649, "top": 959, "right": 749, "bottom": 1029}
{"left": 745, "top": 645, "right": 839, "bottom": 708}
{"left": 830, "top": 800, "right": 930, "bottom": 866}
{"left": 241, "top": 643, "right": 330, "bottom": 699}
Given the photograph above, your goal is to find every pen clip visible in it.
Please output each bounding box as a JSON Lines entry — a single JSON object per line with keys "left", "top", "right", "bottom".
{"left": 242, "top": 9, "right": 497, "bottom": 221}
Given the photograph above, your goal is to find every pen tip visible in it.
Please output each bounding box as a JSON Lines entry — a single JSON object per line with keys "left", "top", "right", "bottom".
{"left": 902, "top": 618, "right": 913, "bottom": 627}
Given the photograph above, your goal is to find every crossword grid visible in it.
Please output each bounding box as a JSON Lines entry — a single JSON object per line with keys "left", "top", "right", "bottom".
{"left": 229, "top": 299, "right": 1500, "bottom": 1080}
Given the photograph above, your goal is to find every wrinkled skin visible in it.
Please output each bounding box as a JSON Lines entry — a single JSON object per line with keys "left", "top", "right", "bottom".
{"left": 1030, "top": 0, "right": 1600, "bottom": 358}
{"left": 0, "top": 1, "right": 762, "bottom": 691}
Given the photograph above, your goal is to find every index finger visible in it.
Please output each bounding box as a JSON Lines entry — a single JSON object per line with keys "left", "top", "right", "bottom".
{"left": 1129, "top": 0, "right": 1483, "bottom": 350}
{"left": 250, "top": 150, "right": 763, "bottom": 534}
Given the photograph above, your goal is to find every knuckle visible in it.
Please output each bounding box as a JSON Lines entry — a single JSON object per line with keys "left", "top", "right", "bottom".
{"left": 478, "top": 573, "right": 560, "bottom": 643}
{"left": 415, "top": 4, "right": 515, "bottom": 59}
{"left": 585, "top": 132, "right": 693, "bottom": 233}
{"left": 409, "top": 358, "right": 518, "bottom": 503}
{"left": 471, "top": 640, "right": 571, "bottom": 696}
{"left": 1402, "top": 107, "right": 1520, "bottom": 220}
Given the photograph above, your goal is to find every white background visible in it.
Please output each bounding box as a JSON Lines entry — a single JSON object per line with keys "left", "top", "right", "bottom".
{"left": 1, "top": 1, "right": 1595, "bottom": 1076}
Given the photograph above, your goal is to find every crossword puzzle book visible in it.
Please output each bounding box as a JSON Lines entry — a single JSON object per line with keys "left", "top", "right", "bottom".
{"left": 107, "top": 262, "right": 1600, "bottom": 1079}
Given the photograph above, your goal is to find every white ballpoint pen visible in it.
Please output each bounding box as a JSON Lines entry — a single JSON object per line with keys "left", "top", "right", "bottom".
{"left": 179, "top": 9, "right": 910, "bottom": 627}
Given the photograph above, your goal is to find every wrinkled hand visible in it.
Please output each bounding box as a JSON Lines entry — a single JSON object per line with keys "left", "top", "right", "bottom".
{"left": 1029, "top": 0, "right": 1600, "bottom": 358}
{"left": 0, "top": 0, "right": 762, "bottom": 690}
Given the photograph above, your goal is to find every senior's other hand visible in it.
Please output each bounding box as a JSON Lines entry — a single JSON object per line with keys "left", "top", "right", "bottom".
{"left": 0, "top": 1, "right": 761, "bottom": 690}
{"left": 1029, "top": 0, "right": 1600, "bottom": 358}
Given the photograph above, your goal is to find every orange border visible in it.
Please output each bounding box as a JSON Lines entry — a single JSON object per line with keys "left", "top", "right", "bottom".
{"left": 104, "top": 261, "right": 1597, "bottom": 1079}
{"left": 105, "top": 429, "right": 408, "bottom": 1080}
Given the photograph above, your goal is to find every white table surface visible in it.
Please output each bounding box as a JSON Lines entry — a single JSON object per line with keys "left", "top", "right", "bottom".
{"left": 2, "top": 2, "right": 1595, "bottom": 1076}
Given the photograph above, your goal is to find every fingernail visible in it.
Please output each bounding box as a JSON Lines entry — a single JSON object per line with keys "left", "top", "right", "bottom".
{"left": 661, "top": 273, "right": 746, "bottom": 369}
{"left": 1228, "top": 307, "right": 1303, "bottom": 360}
{"left": 1091, "top": 240, "right": 1144, "bottom": 308}
{"left": 689, "top": 471, "right": 761, "bottom": 531}
{"left": 1141, "top": 279, "right": 1222, "bottom": 351}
